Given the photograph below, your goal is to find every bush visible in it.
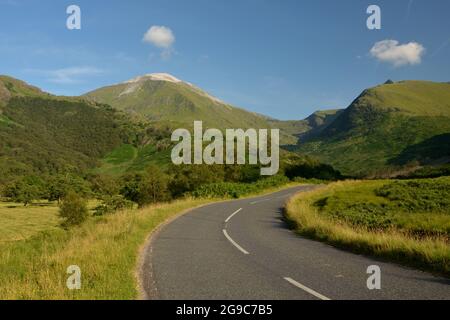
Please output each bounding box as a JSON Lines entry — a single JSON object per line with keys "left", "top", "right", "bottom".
{"left": 293, "top": 177, "right": 326, "bottom": 184}
{"left": 285, "top": 162, "right": 342, "bottom": 181}
{"left": 168, "top": 164, "right": 225, "bottom": 198}
{"left": 93, "top": 195, "right": 134, "bottom": 216}
{"left": 59, "top": 192, "right": 89, "bottom": 228}
{"left": 375, "top": 178, "right": 450, "bottom": 212}
{"left": 191, "top": 175, "right": 289, "bottom": 199}
{"left": 191, "top": 182, "right": 250, "bottom": 198}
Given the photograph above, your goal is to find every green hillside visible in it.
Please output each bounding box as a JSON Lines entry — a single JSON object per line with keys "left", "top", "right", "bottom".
{"left": 84, "top": 73, "right": 272, "bottom": 130}
{"left": 305, "top": 109, "right": 343, "bottom": 127}
{"left": 94, "top": 143, "right": 172, "bottom": 176}
{"left": 295, "top": 81, "right": 450, "bottom": 176}
{"left": 0, "top": 75, "right": 312, "bottom": 180}
{"left": 0, "top": 75, "right": 48, "bottom": 104}
{"left": 0, "top": 76, "right": 139, "bottom": 184}
{"left": 357, "top": 80, "right": 450, "bottom": 116}
{"left": 4, "top": 75, "right": 448, "bottom": 180}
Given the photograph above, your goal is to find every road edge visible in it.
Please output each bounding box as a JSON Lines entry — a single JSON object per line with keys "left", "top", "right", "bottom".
{"left": 135, "top": 183, "right": 309, "bottom": 300}
{"left": 136, "top": 201, "right": 223, "bottom": 300}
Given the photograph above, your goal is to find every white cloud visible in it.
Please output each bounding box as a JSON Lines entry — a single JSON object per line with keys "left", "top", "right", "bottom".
{"left": 370, "top": 40, "right": 425, "bottom": 67}
{"left": 143, "top": 26, "right": 175, "bottom": 48}
{"left": 25, "top": 66, "right": 103, "bottom": 84}
{"left": 143, "top": 26, "right": 175, "bottom": 59}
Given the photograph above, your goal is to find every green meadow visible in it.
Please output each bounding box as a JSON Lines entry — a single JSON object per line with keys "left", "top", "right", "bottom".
{"left": 94, "top": 144, "right": 172, "bottom": 175}
{"left": 286, "top": 177, "right": 450, "bottom": 275}
{"left": 0, "top": 201, "right": 60, "bottom": 242}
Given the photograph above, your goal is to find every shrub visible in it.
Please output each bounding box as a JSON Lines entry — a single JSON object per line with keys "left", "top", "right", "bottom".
{"left": 168, "top": 164, "right": 225, "bottom": 198}
{"left": 59, "top": 192, "right": 89, "bottom": 228}
{"left": 293, "top": 177, "right": 325, "bottom": 184}
{"left": 375, "top": 178, "right": 450, "bottom": 212}
{"left": 93, "top": 195, "right": 134, "bottom": 216}
{"left": 285, "top": 163, "right": 342, "bottom": 181}
{"left": 191, "top": 175, "right": 289, "bottom": 199}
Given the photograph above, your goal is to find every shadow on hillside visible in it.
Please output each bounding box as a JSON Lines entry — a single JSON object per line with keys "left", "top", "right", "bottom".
{"left": 389, "top": 133, "right": 450, "bottom": 166}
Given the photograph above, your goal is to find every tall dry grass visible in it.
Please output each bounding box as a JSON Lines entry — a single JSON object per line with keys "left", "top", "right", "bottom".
{"left": 0, "top": 198, "right": 211, "bottom": 299}
{"left": 285, "top": 182, "right": 450, "bottom": 276}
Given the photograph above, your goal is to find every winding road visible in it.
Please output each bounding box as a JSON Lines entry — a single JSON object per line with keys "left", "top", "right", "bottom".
{"left": 141, "top": 185, "right": 450, "bottom": 300}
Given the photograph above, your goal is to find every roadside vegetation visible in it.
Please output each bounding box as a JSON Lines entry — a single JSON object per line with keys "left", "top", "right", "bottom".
{"left": 0, "top": 180, "right": 307, "bottom": 299}
{"left": 0, "top": 198, "right": 211, "bottom": 299}
{"left": 285, "top": 177, "right": 450, "bottom": 276}
{"left": 0, "top": 155, "right": 338, "bottom": 299}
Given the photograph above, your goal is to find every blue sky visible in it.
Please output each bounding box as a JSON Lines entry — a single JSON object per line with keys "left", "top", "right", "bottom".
{"left": 0, "top": 0, "right": 449, "bottom": 120}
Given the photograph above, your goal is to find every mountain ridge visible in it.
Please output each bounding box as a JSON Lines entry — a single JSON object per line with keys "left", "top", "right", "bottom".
{"left": 2, "top": 74, "right": 449, "bottom": 178}
{"left": 295, "top": 80, "right": 450, "bottom": 175}
{"left": 83, "top": 72, "right": 266, "bottom": 128}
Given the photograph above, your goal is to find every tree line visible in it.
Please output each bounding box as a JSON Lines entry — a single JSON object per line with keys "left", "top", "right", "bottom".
{"left": 0, "top": 156, "right": 342, "bottom": 227}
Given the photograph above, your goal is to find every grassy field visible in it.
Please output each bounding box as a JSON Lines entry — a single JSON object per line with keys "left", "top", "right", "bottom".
{"left": 285, "top": 177, "right": 450, "bottom": 276}
{"left": 0, "top": 198, "right": 213, "bottom": 299}
{"left": 0, "top": 183, "right": 299, "bottom": 299}
{"left": 0, "top": 201, "right": 60, "bottom": 242}
{"left": 0, "top": 200, "right": 102, "bottom": 243}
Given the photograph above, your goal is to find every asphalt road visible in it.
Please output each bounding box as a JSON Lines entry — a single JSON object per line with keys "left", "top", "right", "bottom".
{"left": 141, "top": 185, "right": 450, "bottom": 300}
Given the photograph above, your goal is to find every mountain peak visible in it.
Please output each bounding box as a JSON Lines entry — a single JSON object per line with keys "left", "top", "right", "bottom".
{"left": 124, "top": 73, "right": 184, "bottom": 84}
{"left": 118, "top": 72, "right": 225, "bottom": 104}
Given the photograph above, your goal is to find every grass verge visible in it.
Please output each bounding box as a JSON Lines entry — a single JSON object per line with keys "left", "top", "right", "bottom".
{"left": 0, "top": 183, "right": 300, "bottom": 299}
{"left": 285, "top": 180, "right": 450, "bottom": 277}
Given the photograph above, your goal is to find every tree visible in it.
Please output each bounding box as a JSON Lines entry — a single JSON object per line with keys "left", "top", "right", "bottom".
{"left": 45, "top": 174, "right": 91, "bottom": 203}
{"left": 3, "top": 176, "right": 44, "bottom": 206}
{"left": 59, "top": 191, "right": 89, "bottom": 228}
{"left": 89, "top": 174, "right": 120, "bottom": 198}
{"left": 46, "top": 179, "right": 67, "bottom": 204}
{"left": 120, "top": 173, "right": 143, "bottom": 203}
{"left": 168, "top": 164, "right": 224, "bottom": 198}
{"left": 137, "top": 165, "right": 169, "bottom": 207}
